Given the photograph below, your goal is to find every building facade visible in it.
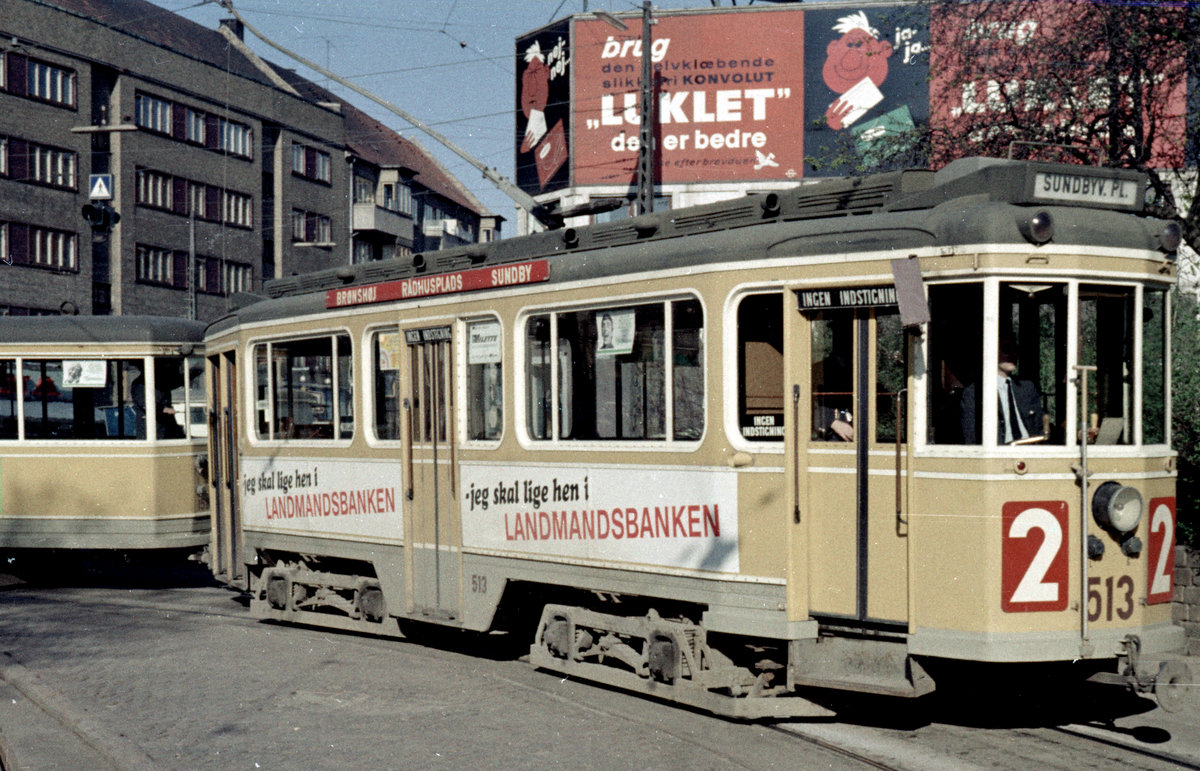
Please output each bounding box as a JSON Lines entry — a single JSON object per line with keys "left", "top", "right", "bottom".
{"left": 0, "top": 0, "right": 490, "bottom": 321}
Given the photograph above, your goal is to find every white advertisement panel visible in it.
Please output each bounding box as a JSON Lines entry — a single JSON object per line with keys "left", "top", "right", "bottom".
{"left": 461, "top": 464, "right": 739, "bottom": 574}
{"left": 241, "top": 457, "right": 404, "bottom": 543}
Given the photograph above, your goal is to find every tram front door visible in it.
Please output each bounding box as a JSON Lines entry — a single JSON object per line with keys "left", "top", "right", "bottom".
{"left": 798, "top": 300, "right": 909, "bottom": 626}
{"left": 208, "top": 350, "right": 244, "bottom": 587}
{"left": 403, "top": 325, "right": 462, "bottom": 621}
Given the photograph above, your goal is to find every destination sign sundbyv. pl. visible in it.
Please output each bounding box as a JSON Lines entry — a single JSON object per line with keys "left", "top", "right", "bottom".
{"left": 1033, "top": 172, "right": 1138, "bottom": 207}
{"left": 326, "top": 259, "right": 549, "bottom": 309}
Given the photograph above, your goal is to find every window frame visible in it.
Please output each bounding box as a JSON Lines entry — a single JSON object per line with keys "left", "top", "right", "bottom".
{"left": 248, "top": 331, "right": 355, "bottom": 445}
{"left": 462, "top": 315, "right": 505, "bottom": 447}
{"left": 919, "top": 277, "right": 1170, "bottom": 454}
{"left": 27, "top": 59, "right": 75, "bottom": 107}
{"left": 725, "top": 288, "right": 786, "bottom": 453}
{"left": 517, "top": 292, "right": 705, "bottom": 449}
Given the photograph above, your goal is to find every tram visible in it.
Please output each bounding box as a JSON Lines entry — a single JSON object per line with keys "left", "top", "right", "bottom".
{"left": 205, "top": 157, "right": 1188, "bottom": 717}
{"left": 0, "top": 315, "right": 209, "bottom": 556}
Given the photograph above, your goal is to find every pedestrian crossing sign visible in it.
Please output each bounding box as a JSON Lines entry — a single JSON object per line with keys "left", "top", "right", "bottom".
{"left": 89, "top": 174, "right": 113, "bottom": 200}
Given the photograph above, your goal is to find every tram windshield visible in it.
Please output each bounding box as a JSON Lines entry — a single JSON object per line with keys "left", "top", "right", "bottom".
{"left": 927, "top": 281, "right": 1168, "bottom": 448}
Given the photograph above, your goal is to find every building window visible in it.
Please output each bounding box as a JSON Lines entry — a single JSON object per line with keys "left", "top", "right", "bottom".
{"left": 135, "top": 244, "right": 174, "bottom": 285}
{"left": 185, "top": 108, "right": 206, "bottom": 144}
{"left": 218, "top": 118, "right": 252, "bottom": 158}
{"left": 314, "top": 214, "right": 331, "bottom": 242}
{"left": 135, "top": 93, "right": 172, "bottom": 134}
{"left": 222, "top": 190, "right": 252, "bottom": 227}
{"left": 291, "top": 142, "right": 331, "bottom": 183}
{"left": 136, "top": 168, "right": 172, "bottom": 209}
{"left": 0, "top": 223, "right": 6, "bottom": 264}
{"left": 291, "top": 208, "right": 330, "bottom": 244}
{"left": 28, "top": 60, "right": 75, "bottom": 106}
{"left": 354, "top": 175, "right": 374, "bottom": 204}
{"left": 352, "top": 239, "right": 373, "bottom": 264}
{"left": 0, "top": 137, "right": 7, "bottom": 176}
{"left": 188, "top": 182, "right": 207, "bottom": 218}
{"left": 382, "top": 183, "right": 413, "bottom": 214}
{"left": 30, "top": 143, "right": 76, "bottom": 189}
{"left": 30, "top": 226, "right": 76, "bottom": 270}
{"left": 291, "top": 209, "right": 306, "bottom": 241}
{"left": 223, "top": 261, "right": 252, "bottom": 294}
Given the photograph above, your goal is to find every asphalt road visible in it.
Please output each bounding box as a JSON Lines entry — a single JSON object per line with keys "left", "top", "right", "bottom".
{"left": 1, "top": 558, "right": 1197, "bottom": 770}
{"left": 0, "top": 561, "right": 859, "bottom": 770}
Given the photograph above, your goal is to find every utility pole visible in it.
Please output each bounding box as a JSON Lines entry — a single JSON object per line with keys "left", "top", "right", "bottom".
{"left": 634, "top": 2, "right": 655, "bottom": 216}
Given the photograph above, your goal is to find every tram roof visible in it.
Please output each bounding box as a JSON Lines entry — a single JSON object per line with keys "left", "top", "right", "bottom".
{"left": 0, "top": 315, "right": 207, "bottom": 345}
{"left": 213, "top": 157, "right": 1168, "bottom": 331}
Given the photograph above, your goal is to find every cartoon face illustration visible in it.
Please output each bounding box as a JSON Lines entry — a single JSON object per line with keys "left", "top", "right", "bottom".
{"left": 823, "top": 11, "right": 893, "bottom": 94}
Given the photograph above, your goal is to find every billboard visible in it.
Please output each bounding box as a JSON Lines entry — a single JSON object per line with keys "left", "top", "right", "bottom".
{"left": 515, "top": 20, "right": 572, "bottom": 194}
{"left": 572, "top": 11, "right": 806, "bottom": 187}
{"left": 515, "top": 2, "right": 1185, "bottom": 195}
{"left": 802, "top": 5, "right": 930, "bottom": 175}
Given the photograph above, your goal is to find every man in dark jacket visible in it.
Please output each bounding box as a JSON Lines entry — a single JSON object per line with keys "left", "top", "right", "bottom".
{"left": 961, "top": 343, "right": 1043, "bottom": 444}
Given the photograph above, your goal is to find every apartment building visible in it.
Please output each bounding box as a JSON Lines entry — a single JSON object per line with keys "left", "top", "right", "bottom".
{"left": 0, "top": 0, "right": 491, "bottom": 320}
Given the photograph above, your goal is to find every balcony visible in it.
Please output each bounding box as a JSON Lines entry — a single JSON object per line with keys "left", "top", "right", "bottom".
{"left": 353, "top": 202, "right": 411, "bottom": 239}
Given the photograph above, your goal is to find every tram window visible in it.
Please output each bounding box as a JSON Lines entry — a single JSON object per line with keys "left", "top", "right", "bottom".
{"left": 139, "top": 358, "right": 188, "bottom": 439}
{"left": 525, "top": 298, "right": 703, "bottom": 442}
{"left": 737, "top": 293, "right": 784, "bottom": 442}
{"left": 1, "top": 360, "right": 16, "bottom": 439}
{"left": 372, "top": 327, "right": 402, "bottom": 441}
{"left": 466, "top": 319, "right": 503, "bottom": 441}
{"left": 927, "top": 283, "right": 982, "bottom": 445}
{"left": 1080, "top": 285, "right": 1134, "bottom": 445}
{"left": 673, "top": 299, "right": 704, "bottom": 441}
{"left": 21, "top": 359, "right": 140, "bottom": 440}
{"left": 1142, "top": 288, "right": 1167, "bottom": 445}
{"left": 337, "top": 336, "right": 354, "bottom": 439}
{"left": 254, "top": 334, "right": 353, "bottom": 441}
{"left": 875, "top": 311, "right": 907, "bottom": 444}
{"left": 525, "top": 317, "right": 551, "bottom": 440}
{"left": 998, "top": 283, "right": 1065, "bottom": 446}
{"left": 810, "top": 313, "right": 854, "bottom": 441}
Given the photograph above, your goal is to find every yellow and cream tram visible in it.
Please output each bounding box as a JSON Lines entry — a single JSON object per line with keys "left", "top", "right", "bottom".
{"left": 0, "top": 315, "right": 209, "bottom": 555}
{"left": 205, "top": 158, "right": 1188, "bottom": 717}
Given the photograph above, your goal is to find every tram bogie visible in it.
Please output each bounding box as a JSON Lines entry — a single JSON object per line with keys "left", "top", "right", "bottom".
{"left": 206, "top": 157, "right": 1189, "bottom": 716}
{"left": 0, "top": 316, "right": 209, "bottom": 560}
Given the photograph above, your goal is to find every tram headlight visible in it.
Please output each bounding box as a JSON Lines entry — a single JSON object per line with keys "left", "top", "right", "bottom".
{"left": 1019, "top": 211, "right": 1055, "bottom": 245}
{"left": 1092, "top": 481, "right": 1143, "bottom": 535}
{"left": 1157, "top": 221, "right": 1182, "bottom": 256}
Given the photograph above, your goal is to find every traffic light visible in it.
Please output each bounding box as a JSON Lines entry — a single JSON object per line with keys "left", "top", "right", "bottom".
{"left": 82, "top": 203, "right": 120, "bottom": 231}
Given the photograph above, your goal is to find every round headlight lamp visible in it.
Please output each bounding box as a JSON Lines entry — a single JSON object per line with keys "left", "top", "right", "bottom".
{"left": 1020, "top": 210, "right": 1055, "bottom": 245}
{"left": 1092, "top": 481, "right": 1143, "bottom": 534}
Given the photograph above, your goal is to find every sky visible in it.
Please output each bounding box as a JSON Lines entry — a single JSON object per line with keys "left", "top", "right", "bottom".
{"left": 147, "top": 0, "right": 755, "bottom": 224}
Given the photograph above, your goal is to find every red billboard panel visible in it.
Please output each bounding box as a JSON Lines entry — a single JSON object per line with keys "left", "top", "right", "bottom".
{"left": 572, "top": 12, "right": 807, "bottom": 186}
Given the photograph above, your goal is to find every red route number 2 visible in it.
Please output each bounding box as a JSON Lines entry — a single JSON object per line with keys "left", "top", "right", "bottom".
{"left": 1002, "top": 501, "right": 1070, "bottom": 613}
{"left": 1147, "top": 497, "right": 1176, "bottom": 605}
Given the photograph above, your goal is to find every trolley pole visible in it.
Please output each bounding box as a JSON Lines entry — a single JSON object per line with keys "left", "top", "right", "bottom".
{"left": 634, "top": 2, "right": 655, "bottom": 216}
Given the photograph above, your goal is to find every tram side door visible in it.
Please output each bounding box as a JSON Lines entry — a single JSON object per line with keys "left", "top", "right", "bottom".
{"left": 403, "top": 325, "right": 462, "bottom": 621}
{"left": 796, "top": 297, "right": 909, "bottom": 626}
{"left": 208, "top": 350, "right": 244, "bottom": 586}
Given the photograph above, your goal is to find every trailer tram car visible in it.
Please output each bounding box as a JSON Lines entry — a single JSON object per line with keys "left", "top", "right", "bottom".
{"left": 205, "top": 158, "right": 1189, "bottom": 718}
{"left": 0, "top": 316, "right": 209, "bottom": 560}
